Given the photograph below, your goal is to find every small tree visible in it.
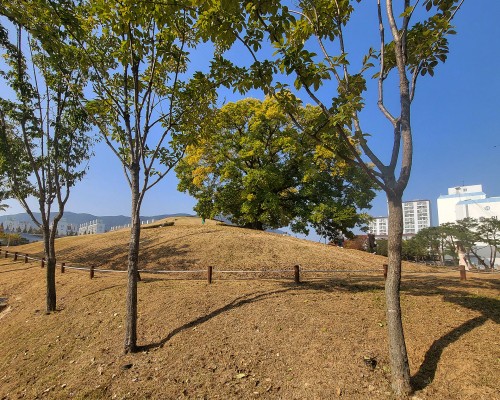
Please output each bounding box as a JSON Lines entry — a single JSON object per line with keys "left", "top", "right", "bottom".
{"left": 0, "top": 21, "right": 92, "bottom": 312}
{"left": 413, "top": 226, "right": 447, "bottom": 264}
{"left": 477, "top": 217, "right": 500, "bottom": 269}
{"left": 52, "top": 0, "right": 220, "bottom": 353}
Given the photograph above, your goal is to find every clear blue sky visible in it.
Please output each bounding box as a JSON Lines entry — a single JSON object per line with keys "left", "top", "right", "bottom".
{"left": 2, "top": 1, "right": 500, "bottom": 239}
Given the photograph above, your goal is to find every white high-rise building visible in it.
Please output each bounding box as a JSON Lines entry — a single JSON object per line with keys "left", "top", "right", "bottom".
{"left": 403, "top": 200, "right": 432, "bottom": 234}
{"left": 368, "top": 217, "right": 388, "bottom": 236}
{"left": 436, "top": 184, "right": 500, "bottom": 224}
{"left": 368, "top": 199, "right": 431, "bottom": 237}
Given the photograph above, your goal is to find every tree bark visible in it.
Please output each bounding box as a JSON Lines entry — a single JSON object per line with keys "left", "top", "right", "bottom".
{"left": 124, "top": 164, "right": 141, "bottom": 354}
{"left": 244, "top": 221, "right": 264, "bottom": 230}
{"left": 43, "top": 225, "right": 57, "bottom": 313}
{"left": 386, "top": 193, "right": 411, "bottom": 396}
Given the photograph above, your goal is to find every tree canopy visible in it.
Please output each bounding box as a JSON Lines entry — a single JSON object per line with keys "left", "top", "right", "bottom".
{"left": 0, "top": 20, "right": 92, "bottom": 312}
{"left": 177, "top": 97, "right": 374, "bottom": 234}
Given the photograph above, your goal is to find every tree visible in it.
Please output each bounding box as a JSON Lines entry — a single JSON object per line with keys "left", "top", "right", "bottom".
{"left": 44, "top": 0, "right": 219, "bottom": 353}
{"left": 176, "top": 97, "right": 374, "bottom": 235}
{"left": 0, "top": 20, "right": 92, "bottom": 312}
{"left": 376, "top": 238, "right": 388, "bottom": 257}
{"left": 208, "top": 0, "right": 465, "bottom": 394}
{"left": 401, "top": 236, "right": 428, "bottom": 262}
{"left": 447, "top": 218, "right": 483, "bottom": 269}
{"left": 477, "top": 217, "right": 500, "bottom": 269}
{"left": 0, "top": 189, "right": 9, "bottom": 211}
{"left": 441, "top": 217, "right": 500, "bottom": 269}
{"left": 413, "top": 226, "right": 447, "bottom": 265}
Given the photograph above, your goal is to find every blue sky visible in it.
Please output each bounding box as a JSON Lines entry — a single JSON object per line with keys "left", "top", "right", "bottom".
{"left": 2, "top": 1, "right": 500, "bottom": 240}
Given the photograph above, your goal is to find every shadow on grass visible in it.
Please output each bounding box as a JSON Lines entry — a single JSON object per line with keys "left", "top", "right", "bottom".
{"left": 140, "top": 288, "right": 292, "bottom": 351}
{"left": 283, "top": 277, "right": 384, "bottom": 293}
{"left": 53, "top": 242, "right": 192, "bottom": 271}
{"left": 409, "top": 287, "right": 499, "bottom": 391}
{"left": 278, "top": 274, "right": 499, "bottom": 392}
{"left": 0, "top": 265, "right": 38, "bottom": 274}
{"left": 81, "top": 284, "right": 124, "bottom": 298}
{"left": 411, "top": 315, "right": 487, "bottom": 390}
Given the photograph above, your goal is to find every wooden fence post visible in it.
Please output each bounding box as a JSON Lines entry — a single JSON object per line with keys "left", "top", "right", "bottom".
{"left": 459, "top": 265, "right": 466, "bottom": 281}
{"left": 90, "top": 265, "right": 94, "bottom": 279}
{"left": 4, "top": 251, "right": 8, "bottom": 259}
{"left": 24, "top": 254, "right": 28, "bottom": 263}
{"left": 207, "top": 265, "right": 213, "bottom": 284}
{"left": 294, "top": 265, "right": 301, "bottom": 284}
{"left": 14, "top": 252, "right": 18, "bottom": 261}
{"left": 383, "top": 264, "right": 388, "bottom": 280}
{"left": 61, "top": 262, "right": 65, "bottom": 273}
{"left": 41, "top": 258, "right": 45, "bottom": 268}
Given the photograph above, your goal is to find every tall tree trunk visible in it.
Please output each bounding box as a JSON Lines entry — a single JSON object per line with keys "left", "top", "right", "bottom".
{"left": 244, "top": 221, "right": 264, "bottom": 230}
{"left": 124, "top": 164, "right": 141, "bottom": 353}
{"left": 43, "top": 225, "right": 57, "bottom": 313}
{"left": 386, "top": 193, "right": 411, "bottom": 395}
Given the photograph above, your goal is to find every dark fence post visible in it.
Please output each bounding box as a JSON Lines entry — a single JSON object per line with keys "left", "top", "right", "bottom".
{"left": 90, "top": 265, "right": 94, "bottom": 279}
{"left": 294, "top": 265, "right": 300, "bottom": 284}
{"left": 41, "top": 258, "right": 45, "bottom": 268}
{"left": 459, "top": 265, "right": 466, "bottom": 281}
{"left": 383, "top": 264, "right": 388, "bottom": 280}
{"left": 4, "top": 251, "right": 8, "bottom": 259}
{"left": 61, "top": 262, "right": 65, "bottom": 273}
{"left": 14, "top": 252, "right": 18, "bottom": 261}
{"left": 207, "top": 265, "right": 213, "bottom": 284}
{"left": 24, "top": 254, "right": 28, "bottom": 263}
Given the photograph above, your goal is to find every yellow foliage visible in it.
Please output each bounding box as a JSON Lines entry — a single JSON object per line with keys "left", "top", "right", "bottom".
{"left": 192, "top": 166, "right": 212, "bottom": 187}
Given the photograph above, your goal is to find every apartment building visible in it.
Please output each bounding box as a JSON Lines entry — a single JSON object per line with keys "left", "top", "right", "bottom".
{"left": 368, "top": 199, "right": 431, "bottom": 238}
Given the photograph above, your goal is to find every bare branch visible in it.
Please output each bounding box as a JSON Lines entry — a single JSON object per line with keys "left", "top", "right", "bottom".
{"left": 377, "top": 0, "right": 397, "bottom": 125}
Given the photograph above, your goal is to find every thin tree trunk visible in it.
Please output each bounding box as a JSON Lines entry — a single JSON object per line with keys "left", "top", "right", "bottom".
{"left": 124, "top": 164, "right": 141, "bottom": 354}
{"left": 43, "top": 225, "right": 57, "bottom": 312}
{"left": 386, "top": 193, "right": 411, "bottom": 395}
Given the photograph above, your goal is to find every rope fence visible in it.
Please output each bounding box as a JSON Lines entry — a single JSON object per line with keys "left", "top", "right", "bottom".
{"left": 0, "top": 245, "right": 496, "bottom": 284}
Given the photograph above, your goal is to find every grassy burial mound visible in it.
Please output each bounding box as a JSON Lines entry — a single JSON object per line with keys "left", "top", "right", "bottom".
{"left": 10, "top": 216, "right": 433, "bottom": 275}
{"left": 0, "top": 217, "right": 498, "bottom": 399}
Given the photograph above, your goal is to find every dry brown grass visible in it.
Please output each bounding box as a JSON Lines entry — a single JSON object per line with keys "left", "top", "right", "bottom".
{"left": 0, "top": 217, "right": 498, "bottom": 399}
{"left": 11, "top": 216, "right": 434, "bottom": 273}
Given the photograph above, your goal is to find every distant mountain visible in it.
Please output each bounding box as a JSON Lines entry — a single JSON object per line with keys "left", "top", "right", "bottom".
{"left": 0, "top": 211, "right": 194, "bottom": 230}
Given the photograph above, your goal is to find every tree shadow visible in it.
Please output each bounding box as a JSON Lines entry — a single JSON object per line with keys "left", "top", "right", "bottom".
{"left": 278, "top": 274, "right": 499, "bottom": 393}
{"left": 279, "top": 275, "right": 385, "bottom": 293}
{"left": 401, "top": 275, "right": 500, "bottom": 295}
{"left": 411, "top": 315, "right": 487, "bottom": 390}
{"left": 0, "top": 265, "right": 38, "bottom": 274}
{"left": 81, "top": 284, "right": 123, "bottom": 298}
{"left": 408, "top": 280, "right": 499, "bottom": 391}
{"left": 53, "top": 242, "right": 192, "bottom": 271}
{"left": 139, "top": 288, "right": 292, "bottom": 351}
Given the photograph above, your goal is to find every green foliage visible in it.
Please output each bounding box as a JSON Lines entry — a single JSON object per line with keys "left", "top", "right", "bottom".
{"left": 0, "top": 232, "right": 29, "bottom": 246}
{"left": 75, "top": 0, "right": 220, "bottom": 191}
{"left": 0, "top": 188, "right": 9, "bottom": 211}
{"left": 408, "top": 219, "right": 500, "bottom": 268}
{"left": 376, "top": 239, "right": 388, "bottom": 257}
{"left": 0, "top": 21, "right": 92, "bottom": 227}
{"left": 176, "top": 97, "right": 374, "bottom": 234}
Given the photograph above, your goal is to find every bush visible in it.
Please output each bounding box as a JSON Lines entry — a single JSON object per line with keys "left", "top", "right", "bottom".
{"left": 0, "top": 233, "right": 29, "bottom": 246}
